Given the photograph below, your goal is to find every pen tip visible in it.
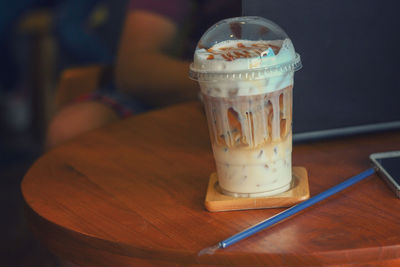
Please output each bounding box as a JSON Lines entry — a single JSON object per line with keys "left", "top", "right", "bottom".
{"left": 197, "top": 243, "right": 221, "bottom": 256}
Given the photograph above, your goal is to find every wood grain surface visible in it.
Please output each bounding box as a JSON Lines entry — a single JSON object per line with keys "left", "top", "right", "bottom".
{"left": 21, "top": 101, "right": 400, "bottom": 266}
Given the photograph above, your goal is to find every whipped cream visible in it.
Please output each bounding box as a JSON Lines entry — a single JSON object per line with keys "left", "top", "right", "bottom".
{"left": 192, "top": 39, "right": 297, "bottom": 97}
{"left": 193, "top": 39, "right": 295, "bottom": 71}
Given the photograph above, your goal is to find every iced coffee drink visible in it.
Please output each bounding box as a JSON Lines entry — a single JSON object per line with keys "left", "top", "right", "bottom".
{"left": 190, "top": 17, "right": 301, "bottom": 197}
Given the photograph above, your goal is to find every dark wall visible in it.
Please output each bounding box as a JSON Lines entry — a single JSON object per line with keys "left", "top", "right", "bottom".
{"left": 243, "top": 0, "right": 400, "bottom": 137}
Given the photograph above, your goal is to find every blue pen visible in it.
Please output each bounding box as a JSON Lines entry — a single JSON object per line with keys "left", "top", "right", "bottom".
{"left": 214, "top": 168, "right": 375, "bottom": 249}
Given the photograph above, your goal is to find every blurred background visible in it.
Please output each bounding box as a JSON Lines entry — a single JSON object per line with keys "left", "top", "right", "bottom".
{"left": 0, "top": 0, "right": 126, "bottom": 265}
{"left": 244, "top": 0, "right": 400, "bottom": 140}
{"left": 1, "top": 0, "right": 399, "bottom": 265}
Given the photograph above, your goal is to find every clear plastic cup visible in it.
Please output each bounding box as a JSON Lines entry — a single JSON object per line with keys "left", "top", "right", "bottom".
{"left": 190, "top": 16, "right": 302, "bottom": 197}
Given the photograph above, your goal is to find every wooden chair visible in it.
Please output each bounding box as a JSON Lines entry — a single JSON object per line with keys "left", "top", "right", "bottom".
{"left": 17, "top": 9, "right": 55, "bottom": 140}
{"left": 18, "top": 9, "right": 113, "bottom": 140}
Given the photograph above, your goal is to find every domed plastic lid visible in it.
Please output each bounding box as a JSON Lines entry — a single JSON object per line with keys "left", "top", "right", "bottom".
{"left": 189, "top": 16, "right": 301, "bottom": 82}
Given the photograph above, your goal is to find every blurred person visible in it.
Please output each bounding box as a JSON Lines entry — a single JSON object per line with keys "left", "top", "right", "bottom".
{"left": 54, "top": 0, "right": 126, "bottom": 68}
{"left": 0, "top": 0, "right": 121, "bottom": 133}
{"left": 0, "top": 0, "right": 119, "bottom": 86}
{"left": 46, "top": 0, "right": 241, "bottom": 148}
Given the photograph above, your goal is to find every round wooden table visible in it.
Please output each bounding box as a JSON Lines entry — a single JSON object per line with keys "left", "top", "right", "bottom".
{"left": 22, "top": 102, "right": 400, "bottom": 266}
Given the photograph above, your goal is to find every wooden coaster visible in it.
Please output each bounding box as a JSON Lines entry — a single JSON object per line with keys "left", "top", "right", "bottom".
{"left": 205, "top": 166, "right": 310, "bottom": 212}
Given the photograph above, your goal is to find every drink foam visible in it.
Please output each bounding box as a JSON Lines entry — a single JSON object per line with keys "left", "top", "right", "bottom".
{"left": 193, "top": 39, "right": 296, "bottom": 97}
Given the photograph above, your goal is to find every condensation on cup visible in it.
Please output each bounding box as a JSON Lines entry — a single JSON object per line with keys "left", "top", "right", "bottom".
{"left": 190, "top": 16, "right": 302, "bottom": 197}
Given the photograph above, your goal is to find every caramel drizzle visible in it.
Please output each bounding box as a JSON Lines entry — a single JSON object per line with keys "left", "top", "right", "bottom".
{"left": 206, "top": 42, "right": 280, "bottom": 61}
